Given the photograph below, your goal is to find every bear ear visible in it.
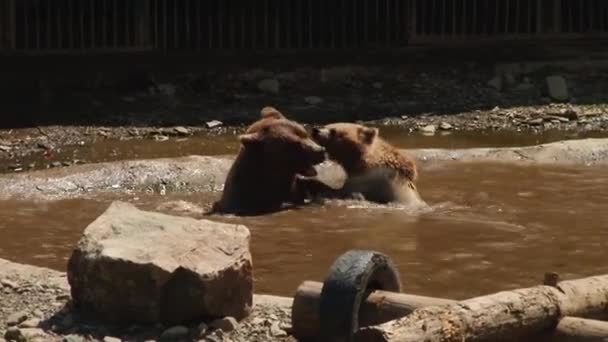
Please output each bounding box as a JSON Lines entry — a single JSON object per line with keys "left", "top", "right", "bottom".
{"left": 238, "top": 132, "right": 263, "bottom": 146}
{"left": 359, "top": 127, "right": 378, "bottom": 145}
{"left": 260, "top": 106, "right": 285, "bottom": 120}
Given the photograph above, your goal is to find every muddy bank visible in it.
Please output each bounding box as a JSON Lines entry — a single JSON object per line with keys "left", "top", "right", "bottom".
{"left": 0, "top": 138, "right": 606, "bottom": 201}
{"left": 0, "top": 258, "right": 294, "bottom": 342}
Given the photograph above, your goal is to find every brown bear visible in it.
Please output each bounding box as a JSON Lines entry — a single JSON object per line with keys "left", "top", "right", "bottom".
{"left": 209, "top": 107, "right": 326, "bottom": 216}
{"left": 304, "top": 122, "right": 426, "bottom": 207}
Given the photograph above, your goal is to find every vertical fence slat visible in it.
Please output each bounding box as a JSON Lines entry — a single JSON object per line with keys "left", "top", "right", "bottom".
{"left": 90, "top": 0, "right": 95, "bottom": 48}
{"left": 504, "top": 0, "right": 510, "bottom": 34}
{"left": 240, "top": 0, "right": 246, "bottom": 49}
{"left": 24, "top": 1, "right": 30, "bottom": 49}
{"left": 208, "top": 0, "right": 213, "bottom": 49}
{"left": 46, "top": 0, "right": 52, "bottom": 48}
{"left": 386, "top": 0, "right": 390, "bottom": 42}
{"left": 307, "top": 0, "right": 312, "bottom": 47}
{"left": 263, "top": 0, "right": 268, "bottom": 48}
{"left": 514, "top": 0, "right": 520, "bottom": 33}
{"left": 298, "top": 0, "right": 303, "bottom": 48}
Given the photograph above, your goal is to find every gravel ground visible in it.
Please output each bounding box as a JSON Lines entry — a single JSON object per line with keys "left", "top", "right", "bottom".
{"left": 0, "top": 258, "right": 296, "bottom": 342}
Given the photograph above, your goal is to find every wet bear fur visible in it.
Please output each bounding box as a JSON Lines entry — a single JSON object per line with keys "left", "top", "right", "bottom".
{"left": 306, "top": 122, "right": 426, "bottom": 206}
{"left": 209, "top": 107, "right": 326, "bottom": 216}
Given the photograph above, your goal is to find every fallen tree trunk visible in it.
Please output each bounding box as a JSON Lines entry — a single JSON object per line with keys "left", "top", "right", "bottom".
{"left": 355, "top": 275, "right": 608, "bottom": 342}
{"left": 553, "top": 317, "right": 608, "bottom": 342}
{"left": 291, "top": 281, "right": 455, "bottom": 340}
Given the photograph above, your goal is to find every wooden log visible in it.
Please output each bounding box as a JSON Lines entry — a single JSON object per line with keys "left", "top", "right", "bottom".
{"left": 291, "top": 280, "right": 455, "bottom": 341}
{"left": 553, "top": 317, "right": 608, "bottom": 342}
{"left": 355, "top": 275, "right": 608, "bottom": 342}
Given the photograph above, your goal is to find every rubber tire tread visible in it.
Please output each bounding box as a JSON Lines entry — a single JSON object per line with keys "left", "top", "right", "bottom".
{"left": 319, "top": 250, "right": 402, "bottom": 342}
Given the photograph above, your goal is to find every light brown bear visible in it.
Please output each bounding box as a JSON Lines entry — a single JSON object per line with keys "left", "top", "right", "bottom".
{"left": 209, "top": 107, "right": 326, "bottom": 216}
{"left": 305, "top": 122, "right": 426, "bottom": 207}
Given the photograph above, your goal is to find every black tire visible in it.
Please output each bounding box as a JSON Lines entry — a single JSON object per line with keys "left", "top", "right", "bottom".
{"left": 319, "top": 250, "right": 402, "bottom": 342}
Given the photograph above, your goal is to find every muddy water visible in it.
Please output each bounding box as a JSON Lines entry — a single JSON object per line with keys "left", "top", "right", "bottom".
{"left": 4, "top": 127, "right": 607, "bottom": 172}
{"left": 1, "top": 162, "right": 607, "bottom": 300}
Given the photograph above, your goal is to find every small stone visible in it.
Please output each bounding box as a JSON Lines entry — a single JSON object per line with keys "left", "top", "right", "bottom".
{"left": 0, "top": 145, "right": 11, "bottom": 152}
{"left": 304, "top": 96, "right": 324, "bottom": 105}
{"left": 544, "top": 115, "right": 569, "bottom": 123}
{"left": 160, "top": 326, "right": 189, "bottom": 341}
{"left": 18, "top": 318, "right": 40, "bottom": 328}
{"left": 372, "top": 82, "right": 383, "bottom": 89}
{"left": 439, "top": 122, "right": 452, "bottom": 130}
{"left": 4, "top": 327, "right": 20, "bottom": 340}
{"left": 270, "top": 321, "right": 287, "bottom": 337}
{"left": 63, "top": 335, "right": 85, "bottom": 342}
{"left": 528, "top": 118, "right": 544, "bottom": 126}
{"left": 7, "top": 328, "right": 49, "bottom": 341}
{"left": 7, "top": 311, "right": 28, "bottom": 326}
{"left": 209, "top": 317, "right": 238, "bottom": 333}
{"left": 50, "top": 161, "right": 62, "bottom": 168}
{"left": 205, "top": 120, "right": 223, "bottom": 129}
{"left": 196, "top": 322, "right": 208, "bottom": 337}
{"left": 419, "top": 125, "right": 436, "bottom": 135}
{"left": 257, "top": 79, "right": 280, "bottom": 94}
{"left": 32, "top": 310, "right": 44, "bottom": 318}
{"left": 1, "top": 279, "right": 18, "bottom": 289}
{"left": 487, "top": 76, "right": 502, "bottom": 91}
{"left": 103, "top": 337, "right": 122, "bottom": 342}
{"left": 173, "top": 126, "right": 190, "bottom": 135}
{"left": 37, "top": 141, "right": 53, "bottom": 150}
{"left": 153, "top": 135, "right": 169, "bottom": 142}
{"left": 546, "top": 75, "right": 569, "bottom": 102}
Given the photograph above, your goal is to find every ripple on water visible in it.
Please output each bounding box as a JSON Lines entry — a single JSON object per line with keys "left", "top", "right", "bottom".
{"left": 0, "top": 162, "right": 607, "bottom": 299}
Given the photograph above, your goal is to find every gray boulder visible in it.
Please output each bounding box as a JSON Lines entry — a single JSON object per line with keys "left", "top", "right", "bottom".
{"left": 67, "top": 201, "right": 252, "bottom": 325}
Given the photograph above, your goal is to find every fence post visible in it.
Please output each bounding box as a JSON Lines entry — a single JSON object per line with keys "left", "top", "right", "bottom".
{"left": 135, "top": 0, "right": 151, "bottom": 48}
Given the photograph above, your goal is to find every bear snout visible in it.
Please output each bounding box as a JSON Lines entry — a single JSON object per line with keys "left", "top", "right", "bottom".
{"left": 311, "top": 127, "right": 329, "bottom": 142}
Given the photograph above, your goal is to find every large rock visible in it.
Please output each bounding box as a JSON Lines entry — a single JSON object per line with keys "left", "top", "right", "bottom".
{"left": 546, "top": 75, "right": 569, "bottom": 102}
{"left": 67, "top": 201, "right": 252, "bottom": 325}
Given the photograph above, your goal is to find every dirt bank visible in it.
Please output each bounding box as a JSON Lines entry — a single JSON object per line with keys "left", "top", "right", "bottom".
{"left": 0, "top": 138, "right": 606, "bottom": 201}
{"left": 1, "top": 58, "right": 608, "bottom": 171}
{"left": 0, "top": 258, "right": 295, "bottom": 342}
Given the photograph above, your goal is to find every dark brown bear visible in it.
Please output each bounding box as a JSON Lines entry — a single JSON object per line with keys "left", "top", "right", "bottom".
{"left": 306, "top": 122, "right": 426, "bottom": 207}
{"left": 209, "top": 107, "right": 326, "bottom": 216}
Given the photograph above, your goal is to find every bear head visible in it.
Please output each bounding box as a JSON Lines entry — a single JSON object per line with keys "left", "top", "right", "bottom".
{"left": 238, "top": 107, "right": 326, "bottom": 177}
{"left": 311, "top": 122, "right": 378, "bottom": 170}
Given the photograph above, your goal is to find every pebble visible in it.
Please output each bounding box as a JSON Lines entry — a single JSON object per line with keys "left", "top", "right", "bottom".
{"left": 18, "top": 318, "right": 41, "bottom": 328}
{"left": 63, "top": 335, "right": 85, "bottom": 342}
{"left": 270, "top": 321, "right": 287, "bottom": 337}
{"left": 6, "top": 311, "right": 28, "bottom": 326}
{"left": 209, "top": 317, "right": 238, "bottom": 332}
{"left": 5, "top": 328, "right": 49, "bottom": 342}
{"left": 0, "top": 145, "right": 11, "bottom": 151}
{"left": 50, "top": 161, "right": 62, "bottom": 168}
{"left": 173, "top": 126, "right": 190, "bottom": 135}
{"left": 1, "top": 279, "right": 18, "bottom": 289}
{"left": 154, "top": 135, "right": 169, "bottom": 142}
{"left": 160, "top": 326, "right": 189, "bottom": 341}
{"left": 439, "top": 122, "right": 453, "bottom": 130}
{"left": 197, "top": 322, "right": 209, "bottom": 337}
{"left": 419, "top": 125, "right": 437, "bottom": 135}
{"left": 103, "top": 337, "right": 122, "bottom": 342}
{"left": 56, "top": 294, "right": 71, "bottom": 301}
{"left": 205, "top": 120, "right": 223, "bottom": 129}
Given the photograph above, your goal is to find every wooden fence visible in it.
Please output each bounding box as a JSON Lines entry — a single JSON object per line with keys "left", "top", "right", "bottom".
{"left": 0, "top": 0, "right": 607, "bottom": 53}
